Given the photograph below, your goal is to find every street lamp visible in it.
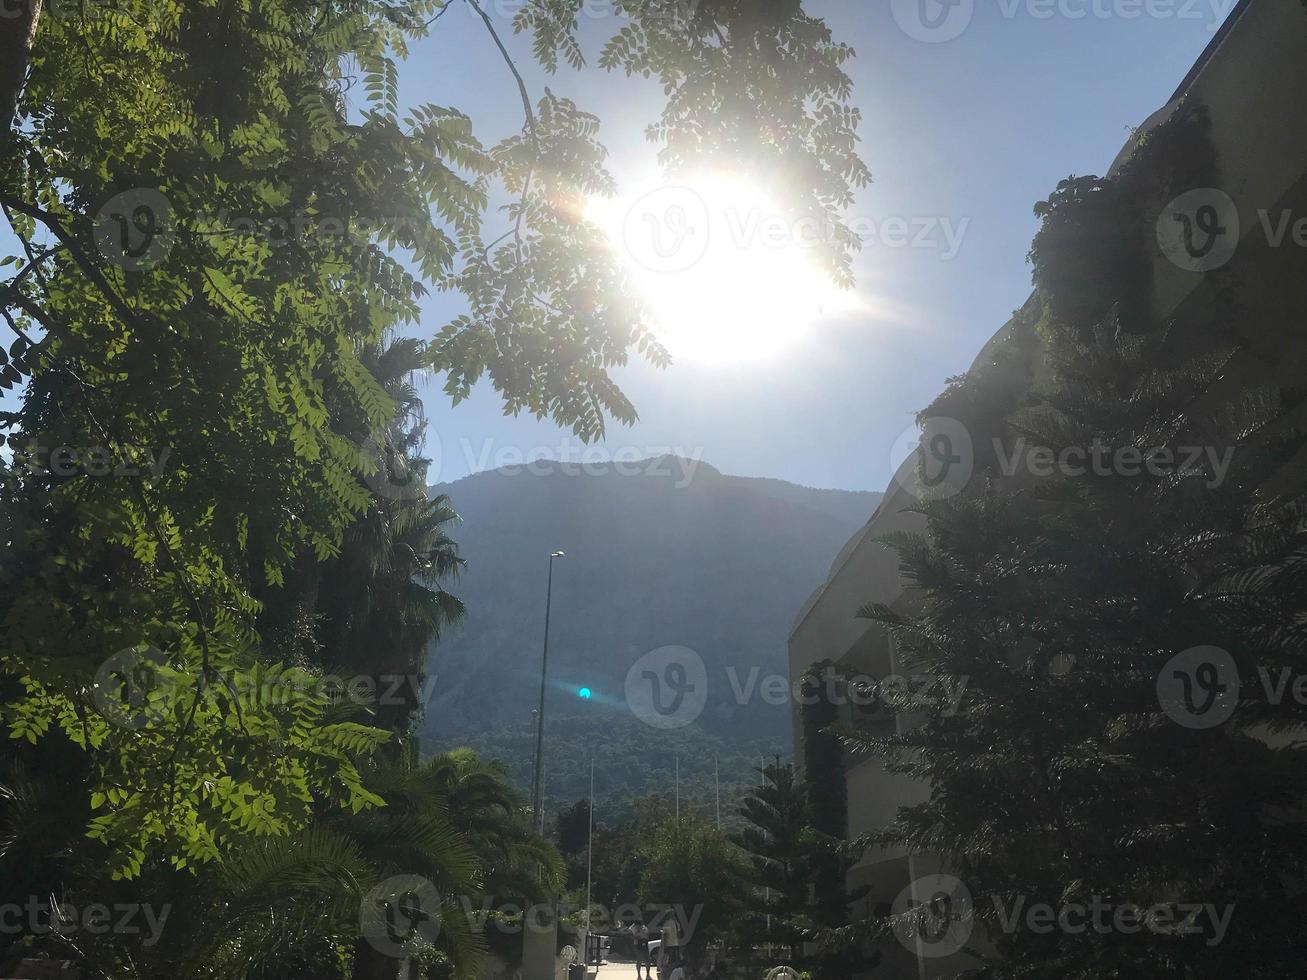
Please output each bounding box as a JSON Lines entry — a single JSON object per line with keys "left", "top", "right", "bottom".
{"left": 530, "top": 550, "right": 565, "bottom": 834}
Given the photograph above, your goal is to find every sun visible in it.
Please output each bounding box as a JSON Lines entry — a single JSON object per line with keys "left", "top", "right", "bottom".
{"left": 589, "top": 172, "right": 858, "bottom": 363}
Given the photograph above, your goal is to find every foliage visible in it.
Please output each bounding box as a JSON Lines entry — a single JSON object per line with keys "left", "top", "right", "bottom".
{"left": 734, "top": 760, "right": 809, "bottom": 957}
{"left": 0, "top": 0, "right": 868, "bottom": 973}
{"left": 517, "top": 0, "right": 872, "bottom": 286}
{"left": 0, "top": 747, "right": 558, "bottom": 980}
{"left": 258, "top": 335, "right": 467, "bottom": 737}
{"left": 552, "top": 792, "right": 673, "bottom": 918}
{"left": 638, "top": 815, "right": 750, "bottom": 960}
{"left": 851, "top": 106, "right": 1307, "bottom": 978}
{"left": 433, "top": 711, "right": 788, "bottom": 829}
{"left": 0, "top": 0, "right": 868, "bottom": 880}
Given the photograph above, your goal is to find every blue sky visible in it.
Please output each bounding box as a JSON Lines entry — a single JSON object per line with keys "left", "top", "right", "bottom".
{"left": 395, "top": 0, "right": 1236, "bottom": 491}
{"left": 2, "top": 0, "right": 1237, "bottom": 491}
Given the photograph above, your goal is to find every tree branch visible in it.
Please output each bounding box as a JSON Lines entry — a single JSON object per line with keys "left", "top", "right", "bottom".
{"left": 1, "top": 307, "right": 39, "bottom": 350}
{"left": 7, "top": 292, "right": 69, "bottom": 348}
{"left": 0, "top": 243, "right": 62, "bottom": 304}
{"left": 5, "top": 202, "right": 59, "bottom": 295}
{"left": 466, "top": 0, "right": 538, "bottom": 266}
{"left": 0, "top": 190, "right": 144, "bottom": 330}
{"left": 465, "top": 0, "right": 536, "bottom": 140}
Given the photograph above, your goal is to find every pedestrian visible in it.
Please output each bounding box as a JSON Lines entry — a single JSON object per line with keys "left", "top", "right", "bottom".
{"left": 629, "top": 920, "right": 651, "bottom": 980}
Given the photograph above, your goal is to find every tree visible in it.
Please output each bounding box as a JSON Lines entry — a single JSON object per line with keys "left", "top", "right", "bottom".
{"left": 853, "top": 106, "right": 1307, "bottom": 978}
{"left": 0, "top": 0, "right": 40, "bottom": 142}
{"left": 1, "top": 746, "right": 557, "bottom": 980}
{"left": 735, "top": 760, "right": 809, "bottom": 960}
{"left": 639, "top": 816, "right": 750, "bottom": 973}
{"left": 259, "top": 335, "right": 468, "bottom": 737}
{"left": 1, "top": 0, "right": 870, "bottom": 973}
{"left": 551, "top": 797, "right": 592, "bottom": 891}
{"left": 1, "top": 0, "right": 869, "bottom": 880}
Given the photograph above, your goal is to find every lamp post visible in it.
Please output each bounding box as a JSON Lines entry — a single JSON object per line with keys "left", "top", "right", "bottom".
{"left": 530, "top": 550, "right": 565, "bottom": 835}
{"left": 583, "top": 754, "right": 595, "bottom": 965}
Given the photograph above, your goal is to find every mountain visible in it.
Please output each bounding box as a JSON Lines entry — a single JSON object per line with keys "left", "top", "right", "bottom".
{"left": 419, "top": 456, "right": 880, "bottom": 819}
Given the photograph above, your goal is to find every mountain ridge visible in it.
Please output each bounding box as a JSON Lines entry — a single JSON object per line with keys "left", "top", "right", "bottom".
{"left": 419, "top": 458, "right": 881, "bottom": 811}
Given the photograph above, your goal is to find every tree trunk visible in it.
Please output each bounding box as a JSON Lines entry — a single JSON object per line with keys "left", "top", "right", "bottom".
{"left": 0, "top": 0, "right": 41, "bottom": 145}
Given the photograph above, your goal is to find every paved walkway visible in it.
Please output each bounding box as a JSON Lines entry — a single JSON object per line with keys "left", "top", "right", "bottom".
{"left": 594, "top": 962, "right": 644, "bottom": 980}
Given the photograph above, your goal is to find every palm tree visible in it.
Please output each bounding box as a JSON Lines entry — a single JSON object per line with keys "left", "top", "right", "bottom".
{"left": 72, "top": 749, "right": 562, "bottom": 980}
{"left": 257, "top": 334, "right": 467, "bottom": 736}
{"left": 320, "top": 337, "right": 466, "bottom": 735}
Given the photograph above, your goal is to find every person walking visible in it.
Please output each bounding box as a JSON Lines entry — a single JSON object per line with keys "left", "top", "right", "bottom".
{"left": 629, "top": 920, "right": 652, "bottom": 980}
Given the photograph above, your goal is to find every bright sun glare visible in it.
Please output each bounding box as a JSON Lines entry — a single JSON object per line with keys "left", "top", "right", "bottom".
{"left": 589, "top": 172, "right": 859, "bottom": 363}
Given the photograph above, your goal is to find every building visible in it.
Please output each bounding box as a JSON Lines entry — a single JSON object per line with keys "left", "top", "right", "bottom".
{"left": 787, "top": 1, "right": 1307, "bottom": 976}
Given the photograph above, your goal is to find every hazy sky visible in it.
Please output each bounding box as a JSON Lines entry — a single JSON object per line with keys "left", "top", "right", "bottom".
{"left": 2, "top": 0, "right": 1239, "bottom": 491}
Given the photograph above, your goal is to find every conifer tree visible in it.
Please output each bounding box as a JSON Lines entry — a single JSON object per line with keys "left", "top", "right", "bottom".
{"left": 854, "top": 108, "right": 1307, "bottom": 978}
{"left": 736, "top": 760, "right": 810, "bottom": 961}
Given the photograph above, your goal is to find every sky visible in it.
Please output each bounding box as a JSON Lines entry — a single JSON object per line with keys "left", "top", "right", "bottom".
{"left": 394, "top": 0, "right": 1238, "bottom": 491}
{"left": 2, "top": 0, "right": 1240, "bottom": 492}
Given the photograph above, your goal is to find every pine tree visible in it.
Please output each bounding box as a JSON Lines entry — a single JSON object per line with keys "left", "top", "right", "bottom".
{"left": 853, "top": 107, "right": 1307, "bottom": 978}
{"left": 736, "top": 760, "right": 810, "bottom": 961}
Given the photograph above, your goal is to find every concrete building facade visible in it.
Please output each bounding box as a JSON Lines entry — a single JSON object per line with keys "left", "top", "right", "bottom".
{"left": 787, "top": 2, "right": 1307, "bottom": 976}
